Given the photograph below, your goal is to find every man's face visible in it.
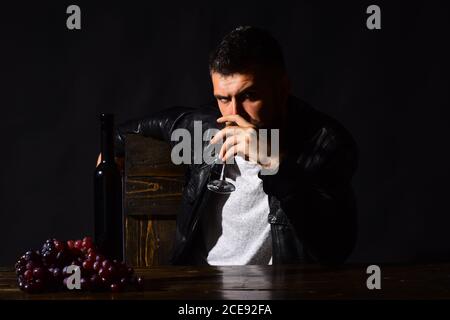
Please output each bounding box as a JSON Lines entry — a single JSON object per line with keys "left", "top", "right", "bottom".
{"left": 211, "top": 69, "right": 289, "bottom": 129}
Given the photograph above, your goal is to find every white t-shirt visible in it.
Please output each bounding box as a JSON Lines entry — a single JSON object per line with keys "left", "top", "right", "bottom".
{"left": 201, "top": 155, "right": 273, "bottom": 265}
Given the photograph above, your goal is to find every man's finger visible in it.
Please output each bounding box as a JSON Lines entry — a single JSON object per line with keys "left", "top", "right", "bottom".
{"left": 219, "top": 135, "right": 240, "bottom": 159}
{"left": 222, "top": 142, "right": 244, "bottom": 163}
{"left": 217, "top": 114, "right": 252, "bottom": 127}
{"left": 210, "top": 126, "right": 241, "bottom": 145}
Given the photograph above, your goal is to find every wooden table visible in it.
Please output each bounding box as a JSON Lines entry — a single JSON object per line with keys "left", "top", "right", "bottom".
{"left": 1, "top": 264, "right": 450, "bottom": 300}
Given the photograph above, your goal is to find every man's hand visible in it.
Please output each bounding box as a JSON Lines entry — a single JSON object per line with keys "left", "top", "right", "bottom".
{"left": 96, "top": 153, "right": 102, "bottom": 167}
{"left": 96, "top": 153, "right": 125, "bottom": 172}
{"left": 210, "top": 115, "right": 280, "bottom": 172}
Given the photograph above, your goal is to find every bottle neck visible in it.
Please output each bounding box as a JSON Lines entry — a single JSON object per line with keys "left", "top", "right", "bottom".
{"left": 100, "top": 113, "right": 115, "bottom": 163}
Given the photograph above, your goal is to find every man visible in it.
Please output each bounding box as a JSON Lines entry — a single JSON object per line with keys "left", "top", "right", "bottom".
{"left": 113, "top": 26, "right": 358, "bottom": 266}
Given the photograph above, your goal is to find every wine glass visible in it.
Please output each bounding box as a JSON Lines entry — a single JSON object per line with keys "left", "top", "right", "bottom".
{"left": 204, "top": 142, "right": 236, "bottom": 194}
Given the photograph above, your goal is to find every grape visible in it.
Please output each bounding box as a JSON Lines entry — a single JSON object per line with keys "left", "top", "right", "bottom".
{"left": 74, "top": 240, "right": 83, "bottom": 250}
{"left": 86, "top": 251, "right": 96, "bottom": 262}
{"left": 67, "top": 240, "right": 75, "bottom": 250}
{"left": 23, "top": 283, "right": 32, "bottom": 293}
{"left": 102, "top": 260, "right": 111, "bottom": 270}
{"left": 15, "top": 236, "right": 141, "bottom": 294}
{"left": 32, "top": 267, "right": 46, "bottom": 279}
{"left": 62, "top": 266, "right": 69, "bottom": 276}
{"left": 82, "top": 237, "right": 93, "bottom": 249}
{"left": 110, "top": 283, "right": 121, "bottom": 293}
{"left": 53, "top": 268, "right": 62, "bottom": 280}
{"left": 15, "top": 258, "right": 26, "bottom": 270}
{"left": 90, "top": 274, "right": 102, "bottom": 290}
{"left": 42, "top": 251, "right": 55, "bottom": 265}
{"left": 54, "top": 240, "right": 65, "bottom": 251}
{"left": 34, "top": 279, "right": 44, "bottom": 292}
{"left": 23, "top": 251, "right": 33, "bottom": 259}
{"left": 127, "top": 267, "right": 134, "bottom": 277}
{"left": 24, "top": 270, "right": 33, "bottom": 281}
{"left": 56, "top": 251, "right": 68, "bottom": 265}
{"left": 16, "top": 266, "right": 26, "bottom": 276}
{"left": 108, "top": 265, "right": 117, "bottom": 279}
{"left": 82, "top": 260, "right": 93, "bottom": 271}
{"left": 136, "top": 276, "right": 144, "bottom": 290}
{"left": 93, "top": 261, "right": 102, "bottom": 272}
{"left": 41, "top": 240, "right": 55, "bottom": 256}
{"left": 101, "top": 277, "right": 109, "bottom": 287}
{"left": 98, "top": 268, "right": 110, "bottom": 280}
{"left": 80, "top": 277, "right": 90, "bottom": 290}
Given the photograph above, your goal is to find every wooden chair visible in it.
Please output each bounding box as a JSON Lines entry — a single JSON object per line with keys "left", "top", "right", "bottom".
{"left": 123, "top": 134, "right": 185, "bottom": 267}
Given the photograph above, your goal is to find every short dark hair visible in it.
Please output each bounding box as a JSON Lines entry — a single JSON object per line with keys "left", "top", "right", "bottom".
{"left": 209, "top": 26, "right": 286, "bottom": 76}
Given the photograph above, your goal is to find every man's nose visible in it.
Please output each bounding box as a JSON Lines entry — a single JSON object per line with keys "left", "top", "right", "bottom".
{"left": 230, "top": 99, "right": 241, "bottom": 115}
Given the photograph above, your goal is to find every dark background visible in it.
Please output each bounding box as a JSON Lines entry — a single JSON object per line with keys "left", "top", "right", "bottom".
{"left": 1, "top": 1, "right": 449, "bottom": 266}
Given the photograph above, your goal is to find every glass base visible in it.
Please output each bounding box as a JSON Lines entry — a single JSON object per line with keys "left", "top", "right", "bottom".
{"left": 207, "top": 179, "right": 236, "bottom": 194}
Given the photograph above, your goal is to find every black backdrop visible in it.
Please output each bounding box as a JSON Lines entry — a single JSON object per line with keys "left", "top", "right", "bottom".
{"left": 1, "top": 1, "right": 449, "bottom": 266}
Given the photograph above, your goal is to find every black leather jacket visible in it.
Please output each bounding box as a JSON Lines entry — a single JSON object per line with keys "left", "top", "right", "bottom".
{"left": 115, "top": 96, "right": 358, "bottom": 266}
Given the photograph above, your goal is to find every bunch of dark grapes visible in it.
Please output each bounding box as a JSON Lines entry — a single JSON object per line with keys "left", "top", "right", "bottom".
{"left": 14, "top": 237, "right": 144, "bottom": 294}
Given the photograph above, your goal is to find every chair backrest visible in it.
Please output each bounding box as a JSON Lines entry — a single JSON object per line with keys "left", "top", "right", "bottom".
{"left": 123, "top": 134, "right": 185, "bottom": 267}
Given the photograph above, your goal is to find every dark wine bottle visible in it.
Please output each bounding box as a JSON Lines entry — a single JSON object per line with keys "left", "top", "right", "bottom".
{"left": 94, "top": 113, "right": 124, "bottom": 261}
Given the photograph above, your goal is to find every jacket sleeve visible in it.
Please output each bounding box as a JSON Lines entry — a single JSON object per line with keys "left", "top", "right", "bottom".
{"left": 114, "top": 106, "right": 196, "bottom": 157}
{"left": 260, "top": 126, "right": 358, "bottom": 265}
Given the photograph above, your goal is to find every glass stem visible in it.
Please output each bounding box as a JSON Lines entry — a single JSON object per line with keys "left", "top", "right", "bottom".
{"left": 220, "top": 164, "right": 225, "bottom": 180}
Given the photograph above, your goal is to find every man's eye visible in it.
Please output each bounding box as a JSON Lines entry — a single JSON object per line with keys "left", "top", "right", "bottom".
{"left": 243, "top": 93, "right": 256, "bottom": 101}
{"left": 219, "top": 98, "right": 229, "bottom": 103}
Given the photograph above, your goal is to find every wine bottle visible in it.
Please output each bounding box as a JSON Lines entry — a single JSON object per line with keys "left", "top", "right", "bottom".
{"left": 94, "top": 113, "right": 124, "bottom": 261}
